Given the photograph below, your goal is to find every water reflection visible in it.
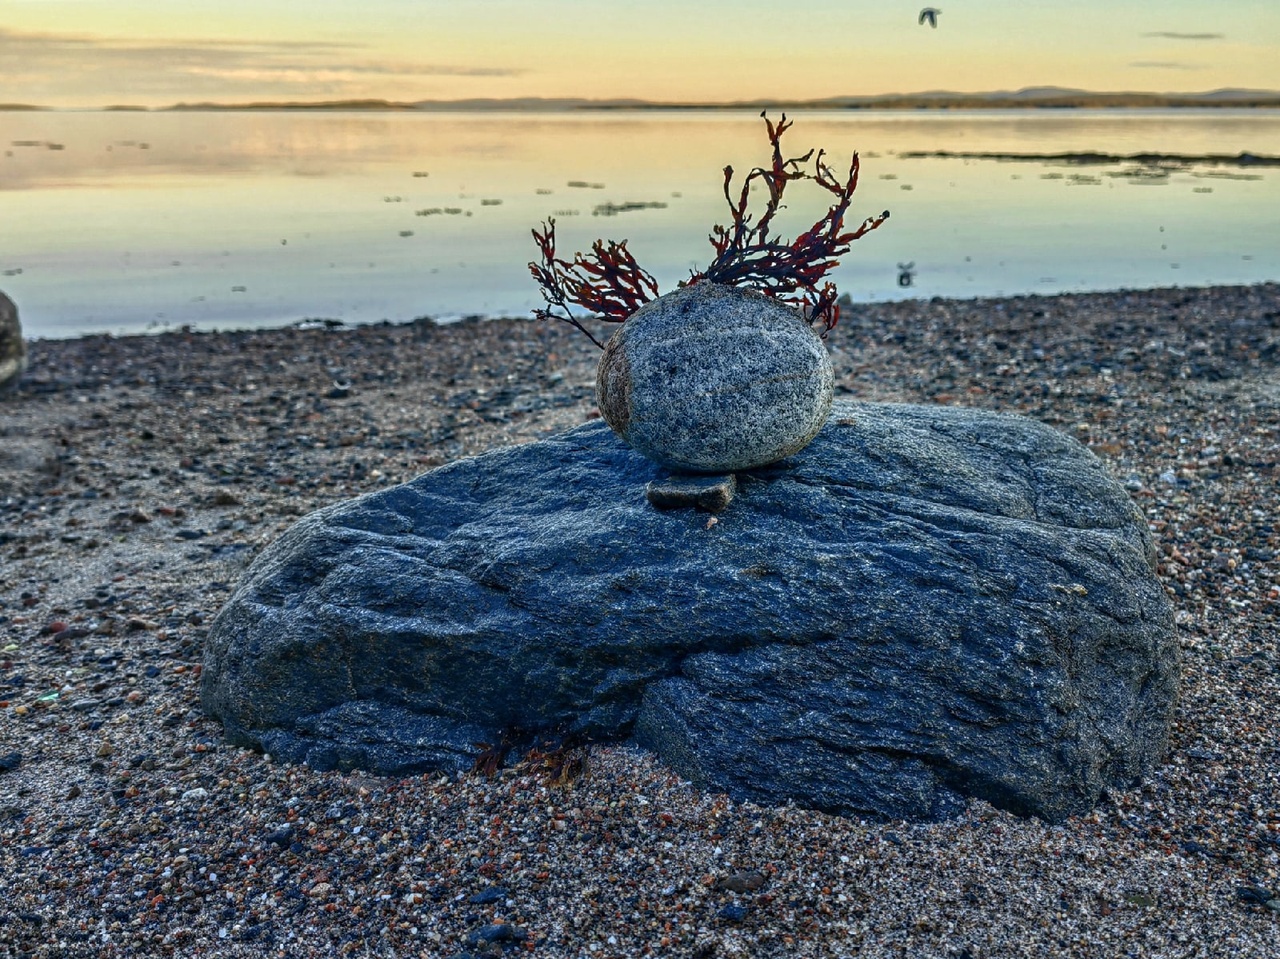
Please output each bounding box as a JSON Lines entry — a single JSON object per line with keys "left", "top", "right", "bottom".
{"left": 2, "top": 109, "right": 1278, "bottom": 338}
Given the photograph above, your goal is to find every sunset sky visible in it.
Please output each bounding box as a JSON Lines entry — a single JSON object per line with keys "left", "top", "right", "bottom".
{"left": 3, "top": 0, "right": 1278, "bottom": 108}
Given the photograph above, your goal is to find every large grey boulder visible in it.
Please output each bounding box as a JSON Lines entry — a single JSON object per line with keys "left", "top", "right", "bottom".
{"left": 201, "top": 401, "right": 1178, "bottom": 822}
{"left": 0, "top": 291, "right": 26, "bottom": 393}
{"left": 596, "top": 282, "right": 833, "bottom": 472}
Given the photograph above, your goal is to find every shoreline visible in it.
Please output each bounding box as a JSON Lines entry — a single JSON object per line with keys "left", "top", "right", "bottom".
{"left": 17, "top": 279, "right": 1280, "bottom": 347}
{"left": 2, "top": 282, "right": 1278, "bottom": 956}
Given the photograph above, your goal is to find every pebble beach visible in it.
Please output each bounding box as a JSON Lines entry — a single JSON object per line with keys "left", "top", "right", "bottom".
{"left": 1, "top": 283, "right": 1278, "bottom": 958}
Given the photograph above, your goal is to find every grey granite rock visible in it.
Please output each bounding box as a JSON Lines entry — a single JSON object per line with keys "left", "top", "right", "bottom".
{"left": 596, "top": 282, "right": 834, "bottom": 473}
{"left": 201, "top": 401, "right": 1178, "bottom": 822}
{"left": 0, "top": 291, "right": 26, "bottom": 394}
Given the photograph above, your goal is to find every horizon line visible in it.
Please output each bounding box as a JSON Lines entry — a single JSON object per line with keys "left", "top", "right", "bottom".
{"left": 5, "top": 86, "right": 1280, "bottom": 113}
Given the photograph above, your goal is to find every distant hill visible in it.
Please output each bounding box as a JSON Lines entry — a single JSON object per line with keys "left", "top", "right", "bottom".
{"left": 794, "top": 88, "right": 1280, "bottom": 110}
{"left": 407, "top": 97, "right": 653, "bottom": 112}
{"left": 408, "top": 87, "right": 1280, "bottom": 111}
{"left": 1181, "top": 88, "right": 1280, "bottom": 101}
{"left": 166, "top": 96, "right": 653, "bottom": 112}
{"left": 164, "top": 99, "right": 421, "bottom": 112}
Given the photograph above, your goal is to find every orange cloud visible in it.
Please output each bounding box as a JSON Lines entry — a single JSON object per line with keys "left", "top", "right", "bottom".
{"left": 0, "top": 27, "right": 522, "bottom": 105}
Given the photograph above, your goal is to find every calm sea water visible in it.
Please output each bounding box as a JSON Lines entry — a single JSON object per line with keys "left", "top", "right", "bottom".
{"left": 3, "top": 109, "right": 1278, "bottom": 339}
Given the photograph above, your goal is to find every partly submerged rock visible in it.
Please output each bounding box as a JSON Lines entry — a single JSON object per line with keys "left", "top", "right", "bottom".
{"left": 201, "top": 401, "right": 1178, "bottom": 822}
{"left": 596, "top": 282, "right": 833, "bottom": 473}
{"left": 0, "top": 291, "right": 26, "bottom": 393}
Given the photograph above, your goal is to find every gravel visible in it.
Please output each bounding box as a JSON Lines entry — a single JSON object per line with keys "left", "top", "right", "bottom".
{"left": 1, "top": 284, "right": 1278, "bottom": 957}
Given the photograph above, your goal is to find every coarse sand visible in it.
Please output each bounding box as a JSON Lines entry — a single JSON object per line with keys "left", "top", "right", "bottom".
{"left": 1, "top": 284, "right": 1278, "bottom": 958}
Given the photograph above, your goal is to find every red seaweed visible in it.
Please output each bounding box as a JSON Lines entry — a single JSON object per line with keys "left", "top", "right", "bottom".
{"left": 529, "top": 112, "right": 888, "bottom": 346}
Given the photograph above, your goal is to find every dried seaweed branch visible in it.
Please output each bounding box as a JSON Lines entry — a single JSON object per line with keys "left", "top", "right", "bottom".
{"left": 529, "top": 217, "right": 659, "bottom": 348}
{"left": 471, "top": 727, "right": 591, "bottom": 786}
{"left": 471, "top": 738, "right": 510, "bottom": 778}
{"left": 528, "top": 113, "right": 887, "bottom": 344}
{"left": 691, "top": 112, "right": 890, "bottom": 335}
{"left": 522, "top": 739, "right": 590, "bottom": 787}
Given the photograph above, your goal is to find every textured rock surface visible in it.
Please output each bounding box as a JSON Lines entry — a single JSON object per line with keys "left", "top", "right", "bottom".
{"left": 596, "top": 282, "right": 834, "bottom": 472}
{"left": 202, "top": 401, "right": 1178, "bottom": 822}
{"left": 0, "top": 291, "right": 26, "bottom": 393}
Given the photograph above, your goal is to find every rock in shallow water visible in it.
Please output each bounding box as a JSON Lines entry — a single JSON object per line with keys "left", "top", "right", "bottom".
{"left": 0, "top": 291, "right": 27, "bottom": 393}
{"left": 596, "top": 282, "right": 834, "bottom": 473}
{"left": 201, "top": 401, "right": 1178, "bottom": 822}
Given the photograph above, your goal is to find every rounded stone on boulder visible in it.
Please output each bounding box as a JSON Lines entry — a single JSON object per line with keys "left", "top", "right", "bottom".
{"left": 0, "top": 291, "right": 27, "bottom": 394}
{"left": 595, "top": 282, "right": 834, "bottom": 473}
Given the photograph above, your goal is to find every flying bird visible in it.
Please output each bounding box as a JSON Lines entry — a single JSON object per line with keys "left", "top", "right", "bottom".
{"left": 919, "top": 7, "right": 940, "bottom": 28}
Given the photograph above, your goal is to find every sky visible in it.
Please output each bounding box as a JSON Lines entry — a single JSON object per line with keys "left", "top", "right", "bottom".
{"left": 2, "top": 0, "right": 1278, "bottom": 108}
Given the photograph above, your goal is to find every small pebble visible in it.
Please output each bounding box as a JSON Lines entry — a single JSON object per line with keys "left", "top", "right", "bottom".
{"left": 466, "top": 924, "right": 526, "bottom": 945}
{"left": 715, "top": 871, "right": 766, "bottom": 893}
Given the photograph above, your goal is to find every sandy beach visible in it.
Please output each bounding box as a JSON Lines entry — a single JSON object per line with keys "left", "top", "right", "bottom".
{"left": 1, "top": 283, "right": 1278, "bottom": 957}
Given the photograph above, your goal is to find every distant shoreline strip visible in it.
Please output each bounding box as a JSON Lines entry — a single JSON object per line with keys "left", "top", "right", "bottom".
{"left": 5, "top": 93, "right": 1280, "bottom": 113}
{"left": 897, "top": 150, "right": 1280, "bottom": 167}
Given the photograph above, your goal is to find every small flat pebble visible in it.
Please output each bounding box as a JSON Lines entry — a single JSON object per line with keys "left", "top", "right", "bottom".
{"left": 645, "top": 473, "right": 737, "bottom": 513}
{"left": 466, "top": 923, "right": 527, "bottom": 945}
{"left": 715, "top": 870, "right": 767, "bottom": 893}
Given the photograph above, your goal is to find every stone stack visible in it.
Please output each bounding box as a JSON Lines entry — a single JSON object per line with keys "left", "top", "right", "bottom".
{"left": 202, "top": 402, "right": 1178, "bottom": 822}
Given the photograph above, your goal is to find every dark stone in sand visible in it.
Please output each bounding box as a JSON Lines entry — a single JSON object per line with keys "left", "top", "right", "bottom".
{"left": 466, "top": 924, "right": 526, "bottom": 945}
{"left": 201, "top": 401, "right": 1178, "bottom": 822}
